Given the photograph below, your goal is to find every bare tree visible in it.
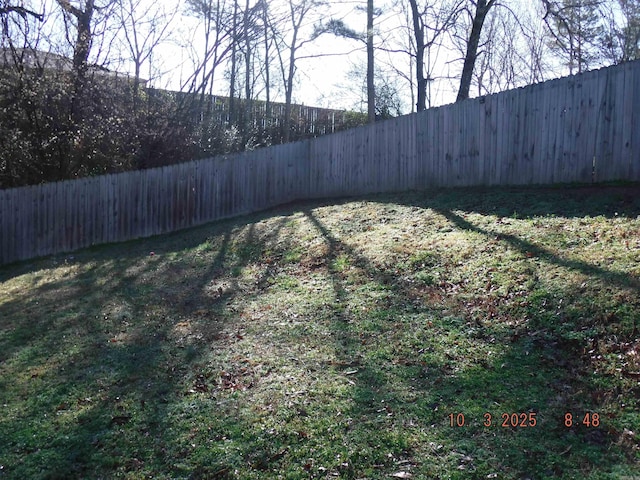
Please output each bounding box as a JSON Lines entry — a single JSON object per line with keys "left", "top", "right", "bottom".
{"left": 408, "top": 0, "right": 425, "bottom": 110}
{"left": 407, "top": 0, "right": 461, "bottom": 110}
{"left": 229, "top": 0, "right": 239, "bottom": 126}
{"left": 184, "top": 0, "right": 236, "bottom": 111}
{"left": 617, "top": 0, "right": 640, "bottom": 60}
{"left": 261, "top": 0, "right": 272, "bottom": 126}
{"left": 0, "top": 1, "right": 46, "bottom": 187}
{"left": 471, "top": 5, "right": 541, "bottom": 94}
{"left": 270, "top": 0, "right": 326, "bottom": 142}
{"left": 240, "top": 0, "right": 265, "bottom": 140}
{"left": 115, "top": 0, "right": 178, "bottom": 105}
{"left": 366, "top": 0, "right": 375, "bottom": 123}
{"left": 456, "top": 0, "right": 496, "bottom": 101}
{"left": 56, "top": 0, "right": 98, "bottom": 81}
{"left": 343, "top": 59, "right": 404, "bottom": 118}
{"left": 1, "top": 0, "right": 181, "bottom": 185}
{"left": 448, "top": 0, "right": 551, "bottom": 97}
{"left": 523, "top": 2, "right": 551, "bottom": 83}
{"left": 54, "top": 0, "right": 111, "bottom": 177}
{"left": 0, "top": 4, "right": 44, "bottom": 23}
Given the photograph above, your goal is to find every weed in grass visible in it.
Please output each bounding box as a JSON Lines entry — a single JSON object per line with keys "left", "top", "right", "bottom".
{"left": 282, "top": 246, "right": 304, "bottom": 264}
{"left": 331, "top": 254, "right": 351, "bottom": 273}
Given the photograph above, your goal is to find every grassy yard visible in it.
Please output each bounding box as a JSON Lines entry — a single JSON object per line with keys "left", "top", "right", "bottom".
{"left": 1, "top": 185, "right": 639, "bottom": 479}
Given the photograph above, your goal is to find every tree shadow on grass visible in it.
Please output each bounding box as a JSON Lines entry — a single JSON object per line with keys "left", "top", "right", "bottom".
{"left": 432, "top": 207, "right": 639, "bottom": 294}
{"left": 1, "top": 184, "right": 638, "bottom": 478}
{"left": 0, "top": 207, "right": 299, "bottom": 478}
{"left": 301, "top": 189, "right": 639, "bottom": 479}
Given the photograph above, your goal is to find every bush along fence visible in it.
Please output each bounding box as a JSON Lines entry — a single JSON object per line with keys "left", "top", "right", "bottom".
{"left": 1, "top": 60, "right": 639, "bottom": 266}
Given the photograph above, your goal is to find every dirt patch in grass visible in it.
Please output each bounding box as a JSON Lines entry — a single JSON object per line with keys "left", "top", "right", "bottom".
{"left": 1, "top": 184, "right": 639, "bottom": 479}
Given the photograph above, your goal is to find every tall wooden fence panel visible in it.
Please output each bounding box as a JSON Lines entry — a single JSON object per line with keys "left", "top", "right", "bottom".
{"left": 2, "top": 60, "right": 639, "bottom": 266}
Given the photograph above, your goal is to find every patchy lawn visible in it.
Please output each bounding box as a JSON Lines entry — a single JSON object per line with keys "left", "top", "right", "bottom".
{"left": 1, "top": 184, "right": 639, "bottom": 479}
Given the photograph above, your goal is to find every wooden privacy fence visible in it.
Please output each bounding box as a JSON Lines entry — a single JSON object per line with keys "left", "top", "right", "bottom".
{"left": 2, "top": 60, "right": 640, "bottom": 265}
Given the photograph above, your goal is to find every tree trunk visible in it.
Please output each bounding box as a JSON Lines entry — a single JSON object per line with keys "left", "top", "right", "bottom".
{"left": 72, "top": 0, "right": 94, "bottom": 80}
{"left": 229, "top": 0, "right": 238, "bottom": 127}
{"left": 200, "top": 0, "right": 212, "bottom": 111}
{"left": 456, "top": 0, "right": 494, "bottom": 102}
{"left": 283, "top": 43, "right": 296, "bottom": 143}
{"left": 408, "top": 0, "right": 426, "bottom": 111}
{"left": 55, "top": 0, "right": 97, "bottom": 179}
{"left": 243, "top": 0, "right": 252, "bottom": 141}
{"left": 282, "top": 1, "right": 304, "bottom": 144}
{"left": 133, "top": 59, "right": 141, "bottom": 111}
{"left": 367, "top": 0, "right": 375, "bottom": 123}
{"left": 263, "top": 0, "right": 271, "bottom": 131}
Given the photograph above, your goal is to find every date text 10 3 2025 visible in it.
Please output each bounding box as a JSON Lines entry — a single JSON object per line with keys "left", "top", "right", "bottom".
{"left": 448, "top": 412, "right": 601, "bottom": 428}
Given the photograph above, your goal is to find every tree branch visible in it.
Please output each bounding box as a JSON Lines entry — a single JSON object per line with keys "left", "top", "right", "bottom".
{"left": 0, "top": 5, "right": 44, "bottom": 21}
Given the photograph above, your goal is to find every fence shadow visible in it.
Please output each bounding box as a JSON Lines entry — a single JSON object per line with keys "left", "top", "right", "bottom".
{"left": 388, "top": 184, "right": 640, "bottom": 219}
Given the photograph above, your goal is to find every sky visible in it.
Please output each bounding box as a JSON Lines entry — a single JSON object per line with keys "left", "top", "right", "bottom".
{"left": 148, "top": 0, "right": 565, "bottom": 113}
{"left": 136, "top": 0, "right": 475, "bottom": 112}
{"left": 15, "top": 0, "right": 570, "bottom": 114}
{"left": 102, "top": 0, "right": 364, "bottom": 109}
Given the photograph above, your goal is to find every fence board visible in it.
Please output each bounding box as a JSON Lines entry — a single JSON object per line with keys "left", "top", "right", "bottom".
{"left": 499, "top": 91, "right": 511, "bottom": 185}
{"left": 542, "top": 82, "right": 555, "bottom": 184}
{"left": 611, "top": 66, "right": 626, "bottom": 179}
{"left": 450, "top": 102, "right": 461, "bottom": 186}
{"left": 592, "top": 71, "right": 605, "bottom": 182}
{"left": 613, "top": 67, "right": 625, "bottom": 179}
{"left": 579, "top": 75, "right": 595, "bottom": 181}
{"left": 560, "top": 80, "right": 573, "bottom": 183}
{"left": 492, "top": 93, "right": 501, "bottom": 185}
{"left": 515, "top": 87, "right": 529, "bottom": 184}
{"left": 633, "top": 64, "right": 640, "bottom": 181}
{"left": 601, "top": 69, "right": 615, "bottom": 179}
{"left": 433, "top": 106, "right": 442, "bottom": 187}
{"left": 0, "top": 189, "right": 7, "bottom": 263}
{"left": 542, "top": 82, "right": 553, "bottom": 183}
{"left": 580, "top": 74, "right": 595, "bottom": 181}
{"left": 526, "top": 86, "right": 538, "bottom": 182}
{"left": 476, "top": 98, "right": 487, "bottom": 186}
{"left": 14, "top": 185, "right": 23, "bottom": 259}
{"left": 4, "top": 189, "right": 13, "bottom": 262}
{"left": 620, "top": 63, "right": 634, "bottom": 179}
{"left": 489, "top": 93, "right": 500, "bottom": 185}
{"left": 499, "top": 91, "right": 509, "bottom": 185}
{"left": 625, "top": 61, "right": 636, "bottom": 178}
{"left": 526, "top": 87, "right": 539, "bottom": 183}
